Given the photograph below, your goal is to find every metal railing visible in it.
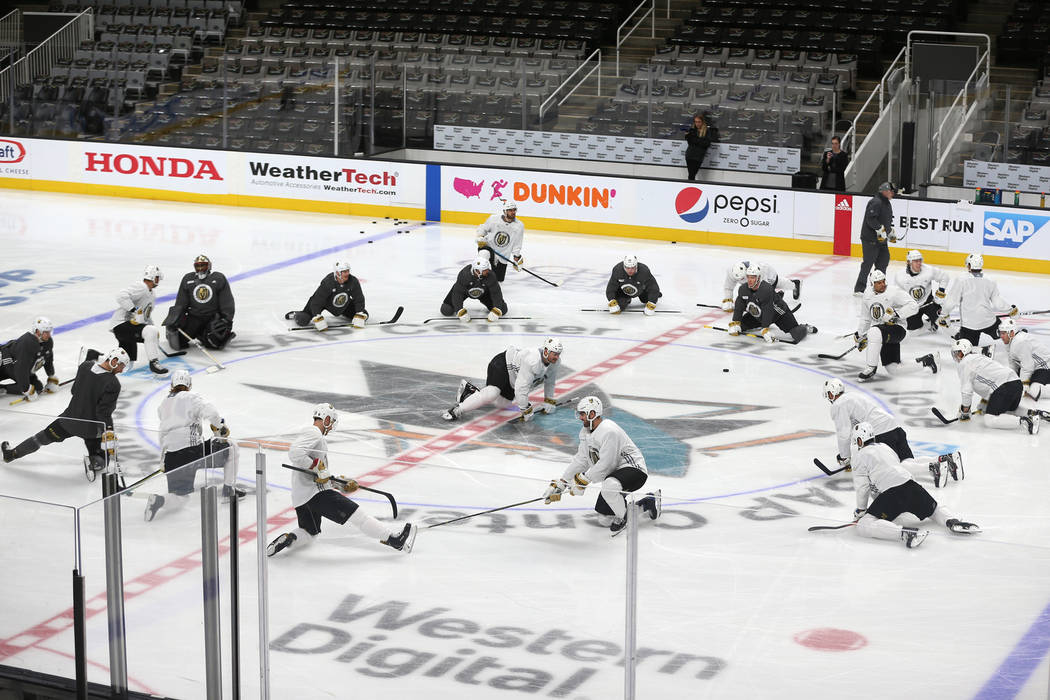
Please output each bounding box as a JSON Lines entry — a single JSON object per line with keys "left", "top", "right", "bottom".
{"left": 928, "top": 48, "right": 991, "bottom": 183}
{"left": 0, "top": 9, "right": 22, "bottom": 67}
{"left": 539, "top": 48, "right": 601, "bottom": 124}
{"left": 615, "top": 0, "right": 654, "bottom": 78}
{"left": 0, "top": 8, "right": 93, "bottom": 104}
{"left": 840, "top": 44, "right": 905, "bottom": 157}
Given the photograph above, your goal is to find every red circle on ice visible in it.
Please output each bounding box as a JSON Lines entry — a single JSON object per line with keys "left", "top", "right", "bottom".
{"left": 793, "top": 628, "right": 867, "bottom": 652}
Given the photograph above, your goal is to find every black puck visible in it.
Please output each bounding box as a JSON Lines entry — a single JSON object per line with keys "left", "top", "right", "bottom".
{"left": 722, "top": 368, "right": 729, "bottom": 372}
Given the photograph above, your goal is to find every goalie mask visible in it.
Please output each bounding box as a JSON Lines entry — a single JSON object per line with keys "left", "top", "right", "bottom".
{"left": 194, "top": 254, "right": 211, "bottom": 279}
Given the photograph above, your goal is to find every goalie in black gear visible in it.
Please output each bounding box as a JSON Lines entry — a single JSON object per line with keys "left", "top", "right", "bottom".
{"left": 2, "top": 348, "right": 126, "bottom": 479}
{"left": 287, "top": 260, "right": 369, "bottom": 330}
{"left": 605, "top": 255, "right": 662, "bottom": 315}
{"left": 729, "top": 264, "right": 815, "bottom": 343}
{"left": 163, "top": 254, "right": 236, "bottom": 350}
{"left": 440, "top": 256, "right": 508, "bottom": 322}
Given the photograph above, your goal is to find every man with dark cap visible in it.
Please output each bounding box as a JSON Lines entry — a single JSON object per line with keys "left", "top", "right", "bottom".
{"left": 853, "top": 182, "right": 898, "bottom": 295}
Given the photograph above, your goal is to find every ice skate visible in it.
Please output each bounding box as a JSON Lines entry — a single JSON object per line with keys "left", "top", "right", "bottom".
{"left": 382, "top": 523, "right": 417, "bottom": 552}
{"left": 946, "top": 518, "right": 981, "bottom": 534}
{"left": 144, "top": 494, "right": 165, "bottom": 522}
{"left": 901, "top": 527, "right": 929, "bottom": 549}
{"left": 267, "top": 532, "right": 296, "bottom": 557}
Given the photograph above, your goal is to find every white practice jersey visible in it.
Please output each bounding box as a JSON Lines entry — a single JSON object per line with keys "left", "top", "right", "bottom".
{"left": 108, "top": 280, "right": 156, "bottom": 330}
{"left": 158, "top": 390, "right": 222, "bottom": 453}
{"left": 562, "top": 418, "right": 647, "bottom": 485}
{"left": 722, "top": 261, "right": 785, "bottom": 298}
{"left": 829, "top": 392, "right": 900, "bottom": 459}
{"left": 476, "top": 214, "right": 525, "bottom": 262}
{"left": 288, "top": 424, "right": 335, "bottom": 508}
{"left": 1006, "top": 332, "right": 1050, "bottom": 382}
{"left": 505, "top": 345, "right": 557, "bottom": 409}
{"left": 956, "top": 353, "right": 1018, "bottom": 406}
{"left": 942, "top": 272, "right": 1010, "bottom": 330}
{"left": 856, "top": 286, "right": 918, "bottom": 335}
{"left": 894, "top": 264, "right": 950, "bottom": 306}
{"left": 852, "top": 442, "right": 911, "bottom": 510}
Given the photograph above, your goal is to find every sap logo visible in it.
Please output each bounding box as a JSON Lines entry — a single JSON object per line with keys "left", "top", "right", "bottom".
{"left": 983, "top": 212, "right": 1050, "bottom": 248}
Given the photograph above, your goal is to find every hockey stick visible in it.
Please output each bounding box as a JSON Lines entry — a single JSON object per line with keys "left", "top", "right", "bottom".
{"left": 8, "top": 377, "right": 75, "bottom": 405}
{"left": 422, "top": 316, "right": 531, "bottom": 324}
{"left": 696, "top": 303, "right": 724, "bottom": 309}
{"left": 807, "top": 522, "right": 856, "bottom": 532}
{"left": 579, "top": 308, "right": 682, "bottom": 314}
{"left": 427, "top": 497, "right": 545, "bottom": 529}
{"left": 930, "top": 406, "right": 984, "bottom": 424}
{"left": 817, "top": 344, "right": 858, "bottom": 361}
{"left": 160, "top": 347, "right": 188, "bottom": 358}
{"left": 287, "top": 306, "right": 405, "bottom": 331}
{"left": 120, "top": 468, "right": 163, "bottom": 493}
{"left": 813, "top": 457, "right": 849, "bottom": 476}
{"left": 177, "top": 328, "right": 225, "bottom": 373}
{"left": 282, "top": 463, "right": 398, "bottom": 518}
{"left": 701, "top": 325, "right": 800, "bottom": 345}
{"left": 489, "top": 249, "right": 560, "bottom": 287}
{"left": 510, "top": 395, "right": 582, "bottom": 422}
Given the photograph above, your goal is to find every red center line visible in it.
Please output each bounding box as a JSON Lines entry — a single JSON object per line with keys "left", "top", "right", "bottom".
{"left": 0, "top": 255, "right": 847, "bottom": 666}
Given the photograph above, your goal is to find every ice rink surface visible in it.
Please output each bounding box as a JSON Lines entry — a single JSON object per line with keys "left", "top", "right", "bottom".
{"left": 1, "top": 190, "right": 1049, "bottom": 699}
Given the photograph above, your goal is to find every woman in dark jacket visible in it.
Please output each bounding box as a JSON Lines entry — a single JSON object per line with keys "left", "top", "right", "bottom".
{"left": 820, "top": 136, "right": 850, "bottom": 191}
{"left": 685, "top": 113, "right": 715, "bottom": 180}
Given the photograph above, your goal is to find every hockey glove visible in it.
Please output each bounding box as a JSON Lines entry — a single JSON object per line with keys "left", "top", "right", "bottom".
{"left": 959, "top": 404, "right": 971, "bottom": 422}
{"left": 853, "top": 508, "right": 867, "bottom": 521}
{"left": 644, "top": 301, "right": 657, "bottom": 316}
{"left": 475, "top": 234, "right": 488, "bottom": 249}
{"left": 937, "top": 314, "right": 950, "bottom": 329}
{"left": 102, "top": 429, "right": 117, "bottom": 456}
{"left": 541, "top": 397, "right": 558, "bottom": 414}
{"left": 934, "top": 286, "right": 946, "bottom": 300}
{"left": 727, "top": 321, "right": 741, "bottom": 336}
{"left": 352, "top": 313, "right": 368, "bottom": 329}
{"left": 44, "top": 376, "right": 61, "bottom": 393}
{"left": 338, "top": 476, "right": 359, "bottom": 494}
{"left": 853, "top": 331, "right": 869, "bottom": 351}
{"left": 569, "top": 472, "right": 589, "bottom": 496}
{"left": 721, "top": 298, "right": 735, "bottom": 312}
{"left": 457, "top": 307, "right": 471, "bottom": 323}
{"left": 211, "top": 421, "right": 230, "bottom": 438}
{"left": 837, "top": 454, "right": 851, "bottom": 470}
{"left": 22, "top": 386, "right": 38, "bottom": 403}
{"left": 608, "top": 300, "right": 621, "bottom": 314}
{"left": 314, "top": 464, "right": 332, "bottom": 484}
{"left": 1008, "top": 305, "right": 1020, "bottom": 317}
{"left": 875, "top": 226, "right": 887, "bottom": 242}
{"left": 487, "top": 308, "right": 503, "bottom": 323}
{"left": 520, "top": 404, "right": 536, "bottom": 423}
{"left": 887, "top": 227, "right": 899, "bottom": 243}
{"left": 883, "top": 307, "right": 898, "bottom": 325}
{"left": 761, "top": 327, "right": 775, "bottom": 344}
{"left": 746, "top": 301, "right": 762, "bottom": 318}
{"left": 544, "top": 478, "right": 568, "bottom": 504}
{"left": 130, "top": 308, "right": 148, "bottom": 325}
{"left": 512, "top": 255, "right": 523, "bottom": 271}
{"left": 311, "top": 314, "right": 329, "bottom": 331}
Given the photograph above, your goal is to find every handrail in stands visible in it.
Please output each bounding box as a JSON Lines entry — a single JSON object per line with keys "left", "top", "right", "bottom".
{"left": 616, "top": 0, "right": 654, "bottom": 79}
{"left": 0, "top": 7, "right": 93, "bottom": 116}
{"left": 539, "top": 48, "right": 601, "bottom": 124}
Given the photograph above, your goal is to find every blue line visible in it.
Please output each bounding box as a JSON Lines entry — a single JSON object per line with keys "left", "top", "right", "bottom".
{"left": 52, "top": 224, "right": 418, "bottom": 335}
{"left": 425, "top": 163, "right": 441, "bottom": 222}
{"left": 972, "top": 602, "right": 1050, "bottom": 700}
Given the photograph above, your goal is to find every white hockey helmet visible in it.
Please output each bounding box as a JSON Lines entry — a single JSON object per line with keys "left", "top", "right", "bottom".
{"left": 170, "top": 369, "right": 192, "bottom": 390}
{"left": 543, "top": 337, "right": 563, "bottom": 355}
{"left": 868, "top": 269, "right": 887, "bottom": 285}
{"left": 313, "top": 402, "right": 339, "bottom": 431}
{"left": 745, "top": 263, "right": 762, "bottom": 278}
{"left": 906, "top": 249, "right": 923, "bottom": 262}
{"left": 951, "top": 338, "right": 973, "bottom": 360}
{"left": 143, "top": 265, "right": 163, "bottom": 284}
{"left": 731, "top": 261, "right": 748, "bottom": 282}
{"left": 471, "top": 256, "right": 491, "bottom": 275}
{"left": 102, "top": 347, "right": 130, "bottom": 370}
{"left": 502, "top": 200, "right": 518, "bottom": 213}
{"left": 576, "top": 396, "right": 603, "bottom": 417}
{"left": 966, "top": 253, "right": 984, "bottom": 271}
{"left": 998, "top": 318, "right": 1018, "bottom": 339}
{"left": 333, "top": 260, "right": 351, "bottom": 277}
{"left": 852, "top": 421, "right": 875, "bottom": 445}
{"left": 623, "top": 254, "right": 638, "bottom": 270}
{"left": 823, "top": 377, "right": 844, "bottom": 402}
{"left": 31, "top": 316, "right": 54, "bottom": 335}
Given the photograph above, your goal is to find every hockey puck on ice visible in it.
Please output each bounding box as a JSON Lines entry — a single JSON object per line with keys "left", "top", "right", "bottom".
{"left": 722, "top": 368, "right": 729, "bottom": 372}
{"left": 368, "top": 240, "right": 373, "bottom": 243}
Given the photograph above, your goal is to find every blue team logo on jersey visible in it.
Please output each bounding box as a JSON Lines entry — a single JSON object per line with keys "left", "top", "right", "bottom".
{"left": 983, "top": 212, "right": 1050, "bottom": 248}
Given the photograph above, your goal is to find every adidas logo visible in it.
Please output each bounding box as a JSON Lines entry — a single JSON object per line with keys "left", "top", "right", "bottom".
{"left": 835, "top": 199, "right": 852, "bottom": 211}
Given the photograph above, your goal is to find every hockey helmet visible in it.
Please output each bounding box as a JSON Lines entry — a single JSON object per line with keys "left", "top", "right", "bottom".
{"left": 471, "top": 256, "right": 491, "bottom": 276}
{"left": 102, "top": 347, "right": 130, "bottom": 371}
{"left": 823, "top": 378, "right": 844, "bottom": 403}
{"left": 170, "top": 369, "right": 192, "bottom": 390}
{"left": 31, "top": 316, "right": 53, "bottom": 336}
{"left": 951, "top": 338, "right": 973, "bottom": 361}
{"left": 998, "top": 318, "right": 1018, "bottom": 340}
{"left": 906, "top": 250, "right": 923, "bottom": 262}
{"left": 143, "top": 265, "right": 163, "bottom": 285}
{"left": 731, "top": 261, "right": 749, "bottom": 282}
{"left": 576, "top": 395, "right": 603, "bottom": 417}
{"left": 852, "top": 421, "right": 875, "bottom": 445}
{"left": 313, "top": 402, "right": 339, "bottom": 432}
{"left": 965, "top": 253, "right": 984, "bottom": 271}
{"left": 868, "top": 269, "right": 887, "bottom": 286}
{"left": 332, "top": 260, "right": 351, "bottom": 277}
{"left": 543, "top": 336, "right": 563, "bottom": 357}
{"left": 623, "top": 255, "right": 638, "bottom": 271}
{"left": 502, "top": 200, "right": 518, "bottom": 213}
{"left": 745, "top": 263, "right": 762, "bottom": 278}
{"left": 194, "top": 254, "right": 211, "bottom": 278}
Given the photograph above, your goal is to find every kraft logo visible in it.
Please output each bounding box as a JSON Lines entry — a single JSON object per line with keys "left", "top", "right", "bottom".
{"left": 675, "top": 187, "right": 710, "bottom": 223}
{"left": 0, "top": 139, "right": 26, "bottom": 163}
{"left": 984, "top": 212, "right": 1050, "bottom": 248}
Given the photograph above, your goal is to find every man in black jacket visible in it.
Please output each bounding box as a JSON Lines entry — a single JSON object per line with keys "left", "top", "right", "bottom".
{"left": 854, "top": 182, "right": 897, "bottom": 294}
{"left": 3, "top": 347, "right": 127, "bottom": 480}
{"left": 287, "top": 260, "right": 368, "bottom": 330}
{"left": 730, "top": 265, "right": 815, "bottom": 343}
{"left": 440, "top": 256, "right": 508, "bottom": 322}
{"left": 606, "top": 255, "right": 662, "bottom": 315}
{"left": 163, "top": 254, "right": 236, "bottom": 350}
{"left": 0, "top": 317, "right": 59, "bottom": 402}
